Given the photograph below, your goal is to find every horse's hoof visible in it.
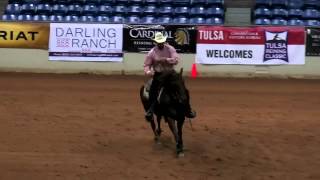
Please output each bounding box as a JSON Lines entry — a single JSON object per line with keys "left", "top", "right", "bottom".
{"left": 176, "top": 146, "right": 184, "bottom": 158}
{"left": 154, "top": 136, "right": 161, "bottom": 144}
{"left": 156, "top": 129, "right": 162, "bottom": 136}
{"left": 177, "top": 152, "right": 185, "bottom": 158}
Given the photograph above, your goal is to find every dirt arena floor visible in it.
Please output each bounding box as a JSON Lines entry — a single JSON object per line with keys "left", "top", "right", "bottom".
{"left": 0, "top": 72, "right": 319, "bottom": 180}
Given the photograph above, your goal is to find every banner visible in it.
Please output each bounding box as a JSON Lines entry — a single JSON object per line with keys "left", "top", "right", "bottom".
{"left": 0, "top": 22, "right": 49, "bottom": 49}
{"left": 123, "top": 25, "right": 196, "bottom": 53}
{"left": 306, "top": 28, "right": 320, "bottom": 56}
{"left": 49, "top": 23, "right": 123, "bottom": 61}
{"left": 196, "top": 26, "right": 305, "bottom": 65}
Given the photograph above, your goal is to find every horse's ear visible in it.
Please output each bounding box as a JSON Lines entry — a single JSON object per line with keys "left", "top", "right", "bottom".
{"left": 179, "top": 68, "right": 183, "bottom": 76}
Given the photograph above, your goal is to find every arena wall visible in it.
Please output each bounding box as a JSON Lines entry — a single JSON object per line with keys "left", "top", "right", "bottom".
{"left": 0, "top": 48, "right": 319, "bottom": 79}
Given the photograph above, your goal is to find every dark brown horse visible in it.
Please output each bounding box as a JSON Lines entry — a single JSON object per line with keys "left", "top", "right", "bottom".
{"left": 139, "top": 69, "right": 188, "bottom": 157}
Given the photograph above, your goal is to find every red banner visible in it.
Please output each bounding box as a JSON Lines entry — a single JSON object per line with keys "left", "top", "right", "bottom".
{"left": 197, "top": 26, "right": 305, "bottom": 45}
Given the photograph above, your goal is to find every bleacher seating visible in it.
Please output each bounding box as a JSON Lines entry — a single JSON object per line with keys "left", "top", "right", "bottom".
{"left": 67, "top": 4, "right": 82, "bottom": 16}
{"left": 52, "top": 4, "right": 67, "bottom": 15}
{"left": 253, "top": 0, "right": 320, "bottom": 26}
{"left": 111, "top": 14, "right": 126, "bottom": 23}
{"left": 141, "top": 15, "right": 156, "bottom": 23}
{"left": 288, "top": 18, "right": 304, "bottom": 25}
{"left": 254, "top": 18, "right": 271, "bottom": 25}
{"left": 1, "top": 0, "right": 225, "bottom": 24}
{"left": 173, "top": 0, "right": 190, "bottom": 6}
{"left": 128, "top": 4, "right": 143, "bottom": 15}
{"left": 206, "top": 7, "right": 224, "bottom": 17}
{"left": 157, "top": 15, "right": 172, "bottom": 24}
{"left": 36, "top": 4, "right": 51, "bottom": 15}
{"left": 20, "top": 3, "right": 36, "bottom": 15}
{"left": 189, "top": 16, "right": 206, "bottom": 24}
{"left": 33, "top": 14, "right": 48, "bottom": 21}
{"left": 97, "top": 5, "right": 113, "bottom": 15}
{"left": 114, "top": 4, "right": 127, "bottom": 14}
{"left": 192, "top": 0, "right": 207, "bottom": 5}
{"left": 304, "top": 0, "right": 320, "bottom": 9}
{"left": 271, "top": 18, "right": 287, "bottom": 25}
{"left": 174, "top": 6, "right": 189, "bottom": 16}
{"left": 206, "top": 17, "right": 223, "bottom": 24}
{"left": 17, "top": 14, "right": 33, "bottom": 21}
{"left": 254, "top": 8, "right": 272, "bottom": 18}
{"left": 190, "top": 6, "right": 206, "bottom": 17}
{"left": 271, "top": 0, "right": 287, "bottom": 8}
{"left": 145, "top": 0, "right": 158, "bottom": 4}
{"left": 131, "top": 0, "right": 144, "bottom": 5}
{"left": 288, "top": 8, "right": 303, "bottom": 18}
{"left": 287, "top": 0, "right": 304, "bottom": 9}
{"left": 158, "top": 5, "right": 174, "bottom": 16}
{"left": 80, "top": 15, "right": 95, "bottom": 22}
{"left": 143, "top": 5, "right": 157, "bottom": 15}
{"left": 82, "top": 4, "right": 98, "bottom": 16}
{"left": 86, "top": 0, "right": 100, "bottom": 5}
{"left": 173, "top": 16, "right": 188, "bottom": 24}
{"left": 49, "top": 14, "right": 64, "bottom": 21}
{"left": 64, "top": 15, "right": 79, "bottom": 21}
{"left": 126, "top": 15, "right": 140, "bottom": 23}
{"left": 99, "top": 0, "right": 114, "bottom": 5}
{"left": 96, "top": 15, "right": 110, "bottom": 22}
{"left": 5, "top": 3, "right": 20, "bottom": 15}
{"left": 2, "top": 14, "right": 17, "bottom": 20}
{"left": 207, "top": 0, "right": 224, "bottom": 6}
{"left": 305, "top": 19, "right": 320, "bottom": 26}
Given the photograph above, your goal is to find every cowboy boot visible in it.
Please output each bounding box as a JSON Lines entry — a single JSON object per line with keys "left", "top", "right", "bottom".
{"left": 145, "top": 103, "right": 155, "bottom": 122}
{"left": 185, "top": 103, "right": 196, "bottom": 118}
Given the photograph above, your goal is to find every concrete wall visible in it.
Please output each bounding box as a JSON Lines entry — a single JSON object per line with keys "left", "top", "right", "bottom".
{"left": 0, "top": 48, "right": 319, "bottom": 79}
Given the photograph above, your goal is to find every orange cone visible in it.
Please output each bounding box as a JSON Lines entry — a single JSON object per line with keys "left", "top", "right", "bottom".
{"left": 191, "top": 63, "right": 198, "bottom": 78}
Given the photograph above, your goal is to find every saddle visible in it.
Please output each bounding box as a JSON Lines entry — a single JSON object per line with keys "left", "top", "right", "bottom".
{"left": 142, "top": 78, "right": 165, "bottom": 104}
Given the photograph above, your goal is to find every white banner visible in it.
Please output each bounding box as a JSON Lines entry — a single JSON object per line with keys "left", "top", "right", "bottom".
{"left": 49, "top": 23, "right": 123, "bottom": 62}
{"left": 196, "top": 26, "right": 305, "bottom": 65}
{"left": 196, "top": 44, "right": 305, "bottom": 65}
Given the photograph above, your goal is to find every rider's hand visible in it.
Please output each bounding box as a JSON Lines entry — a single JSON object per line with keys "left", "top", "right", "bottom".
{"left": 146, "top": 70, "right": 154, "bottom": 76}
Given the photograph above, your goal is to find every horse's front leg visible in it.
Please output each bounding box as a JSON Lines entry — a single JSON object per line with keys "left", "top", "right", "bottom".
{"left": 167, "top": 117, "right": 184, "bottom": 157}
{"left": 149, "top": 116, "right": 160, "bottom": 143}
{"left": 156, "top": 115, "right": 162, "bottom": 136}
{"left": 176, "top": 120, "right": 184, "bottom": 157}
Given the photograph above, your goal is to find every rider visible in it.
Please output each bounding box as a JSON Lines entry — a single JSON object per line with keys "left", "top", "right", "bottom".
{"left": 144, "top": 32, "right": 196, "bottom": 122}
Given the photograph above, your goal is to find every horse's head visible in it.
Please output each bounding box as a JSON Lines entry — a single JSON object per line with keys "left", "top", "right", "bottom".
{"left": 158, "top": 70, "right": 187, "bottom": 106}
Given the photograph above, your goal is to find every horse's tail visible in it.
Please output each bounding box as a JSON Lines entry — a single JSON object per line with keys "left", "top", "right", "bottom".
{"left": 139, "top": 85, "right": 149, "bottom": 111}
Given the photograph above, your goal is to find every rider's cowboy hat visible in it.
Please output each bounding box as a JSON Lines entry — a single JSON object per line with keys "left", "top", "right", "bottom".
{"left": 153, "top": 32, "right": 167, "bottom": 43}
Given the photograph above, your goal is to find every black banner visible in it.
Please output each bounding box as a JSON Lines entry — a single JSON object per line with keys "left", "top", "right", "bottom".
{"left": 123, "top": 25, "right": 196, "bottom": 53}
{"left": 306, "top": 28, "right": 320, "bottom": 56}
